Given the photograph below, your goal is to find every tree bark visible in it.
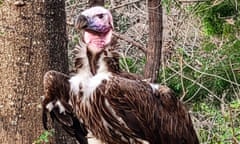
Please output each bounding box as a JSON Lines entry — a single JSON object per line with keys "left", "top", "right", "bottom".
{"left": 144, "top": 0, "right": 163, "bottom": 82}
{"left": 0, "top": 1, "right": 76, "bottom": 144}
{"left": 88, "top": 0, "right": 105, "bottom": 7}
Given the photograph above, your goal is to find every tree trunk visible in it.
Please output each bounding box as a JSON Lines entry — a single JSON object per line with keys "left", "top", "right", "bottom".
{"left": 0, "top": 1, "right": 76, "bottom": 144}
{"left": 44, "top": 1, "right": 78, "bottom": 144}
{"left": 144, "top": 0, "right": 163, "bottom": 82}
{"left": 88, "top": 0, "right": 105, "bottom": 7}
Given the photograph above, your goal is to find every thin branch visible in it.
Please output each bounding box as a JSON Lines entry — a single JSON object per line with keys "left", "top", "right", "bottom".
{"left": 179, "top": 0, "right": 206, "bottom": 3}
{"left": 167, "top": 65, "right": 222, "bottom": 102}
{"left": 183, "top": 60, "right": 240, "bottom": 87}
{"left": 110, "top": 0, "right": 143, "bottom": 10}
{"left": 67, "top": 21, "right": 74, "bottom": 26}
{"left": 113, "top": 31, "right": 146, "bottom": 53}
{"left": 229, "top": 58, "right": 240, "bottom": 96}
{"left": 184, "top": 86, "right": 201, "bottom": 103}
{"left": 121, "top": 45, "right": 132, "bottom": 72}
{"left": 179, "top": 55, "right": 187, "bottom": 101}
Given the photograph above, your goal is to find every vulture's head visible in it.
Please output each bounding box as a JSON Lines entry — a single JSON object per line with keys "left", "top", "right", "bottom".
{"left": 75, "top": 6, "right": 113, "bottom": 54}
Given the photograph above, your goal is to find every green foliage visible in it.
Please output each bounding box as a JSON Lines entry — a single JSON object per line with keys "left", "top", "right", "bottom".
{"left": 157, "top": 1, "right": 240, "bottom": 142}
{"left": 194, "top": 101, "right": 240, "bottom": 143}
{"left": 160, "top": 42, "right": 240, "bottom": 102}
{"left": 158, "top": 0, "right": 240, "bottom": 102}
{"left": 0, "top": 0, "right": 2, "bottom": 7}
{"left": 33, "top": 129, "right": 54, "bottom": 144}
{"left": 119, "top": 57, "right": 145, "bottom": 74}
{"left": 67, "top": 0, "right": 76, "bottom": 5}
{"left": 0, "top": 31, "right": 4, "bottom": 35}
{"left": 202, "top": 41, "right": 216, "bottom": 52}
{"left": 72, "top": 34, "right": 80, "bottom": 47}
{"left": 113, "top": 13, "right": 131, "bottom": 33}
{"left": 161, "top": 0, "right": 182, "bottom": 14}
{"left": 104, "top": 1, "right": 110, "bottom": 9}
{"left": 162, "top": 0, "right": 174, "bottom": 13}
{"left": 230, "top": 100, "right": 240, "bottom": 109}
{"left": 194, "top": 0, "right": 239, "bottom": 36}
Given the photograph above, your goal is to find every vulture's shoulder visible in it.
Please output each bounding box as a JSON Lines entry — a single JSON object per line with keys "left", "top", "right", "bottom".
{"left": 103, "top": 76, "right": 177, "bottom": 105}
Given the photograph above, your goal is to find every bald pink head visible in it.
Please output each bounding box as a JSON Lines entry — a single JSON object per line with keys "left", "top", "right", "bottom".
{"left": 81, "top": 6, "right": 113, "bottom": 33}
{"left": 76, "top": 6, "right": 114, "bottom": 54}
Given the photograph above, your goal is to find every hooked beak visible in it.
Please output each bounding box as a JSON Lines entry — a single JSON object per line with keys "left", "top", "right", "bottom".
{"left": 85, "top": 16, "right": 112, "bottom": 33}
{"left": 75, "top": 14, "right": 113, "bottom": 33}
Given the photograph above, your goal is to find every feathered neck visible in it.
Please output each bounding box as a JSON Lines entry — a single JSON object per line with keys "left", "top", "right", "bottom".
{"left": 71, "top": 39, "right": 121, "bottom": 76}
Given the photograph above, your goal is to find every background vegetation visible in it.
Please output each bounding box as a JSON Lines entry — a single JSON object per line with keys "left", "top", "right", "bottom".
{"left": 158, "top": 1, "right": 240, "bottom": 143}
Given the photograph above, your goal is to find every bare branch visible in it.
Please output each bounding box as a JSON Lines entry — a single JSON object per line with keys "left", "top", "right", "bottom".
{"left": 183, "top": 60, "right": 240, "bottom": 87}
{"left": 167, "top": 65, "right": 222, "bottom": 102}
{"left": 113, "top": 31, "right": 146, "bottom": 53}
{"left": 110, "top": 0, "right": 143, "bottom": 10}
{"left": 179, "top": 0, "right": 206, "bottom": 3}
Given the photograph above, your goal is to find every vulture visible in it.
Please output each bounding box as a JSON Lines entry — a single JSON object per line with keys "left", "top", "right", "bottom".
{"left": 42, "top": 6, "right": 199, "bottom": 144}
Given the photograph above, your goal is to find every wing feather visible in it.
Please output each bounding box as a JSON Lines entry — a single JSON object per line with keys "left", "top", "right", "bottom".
{"left": 103, "top": 76, "right": 199, "bottom": 144}
{"left": 42, "top": 70, "right": 88, "bottom": 144}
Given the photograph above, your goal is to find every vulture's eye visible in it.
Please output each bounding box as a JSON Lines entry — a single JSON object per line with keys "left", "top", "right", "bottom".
{"left": 97, "top": 14, "right": 104, "bottom": 19}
